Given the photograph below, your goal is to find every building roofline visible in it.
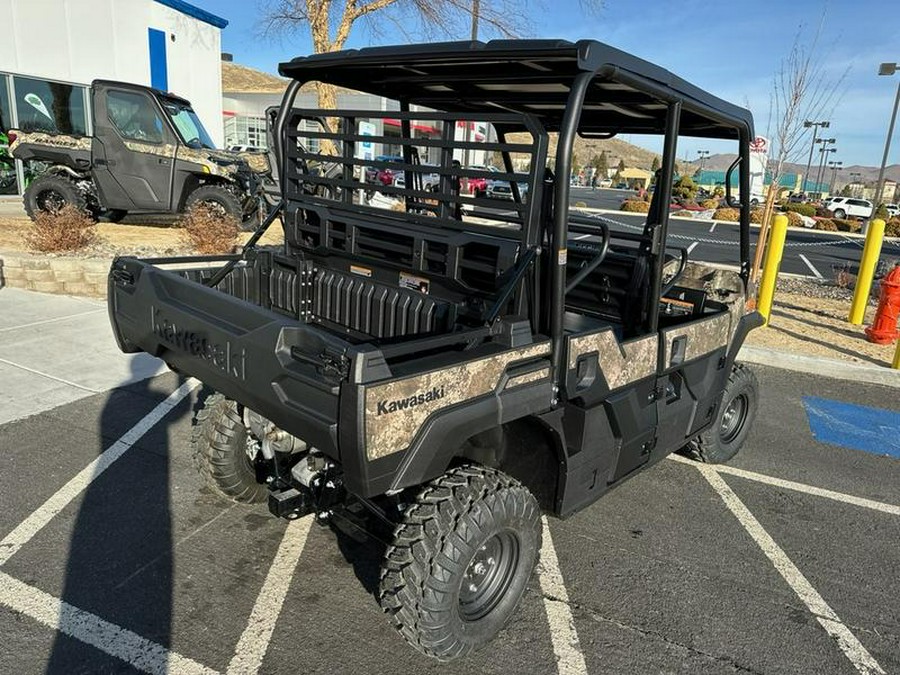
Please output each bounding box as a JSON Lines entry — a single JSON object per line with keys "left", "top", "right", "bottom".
{"left": 153, "top": 0, "right": 228, "bottom": 29}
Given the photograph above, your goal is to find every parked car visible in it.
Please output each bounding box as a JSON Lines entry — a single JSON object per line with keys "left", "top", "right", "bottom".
{"left": 486, "top": 178, "right": 529, "bottom": 201}
{"left": 615, "top": 181, "right": 627, "bottom": 189}
{"left": 467, "top": 165, "right": 500, "bottom": 197}
{"left": 365, "top": 154, "right": 404, "bottom": 183}
{"left": 825, "top": 197, "right": 873, "bottom": 220}
{"left": 391, "top": 165, "right": 441, "bottom": 190}
{"left": 885, "top": 203, "right": 899, "bottom": 218}
{"left": 787, "top": 192, "right": 807, "bottom": 203}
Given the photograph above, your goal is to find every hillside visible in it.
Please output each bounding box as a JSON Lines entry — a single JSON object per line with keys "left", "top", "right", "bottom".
{"left": 507, "top": 133, "right": 661, "bottom": 170}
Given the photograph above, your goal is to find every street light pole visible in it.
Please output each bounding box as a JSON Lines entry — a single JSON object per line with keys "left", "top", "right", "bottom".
{"left": 815, "top": 139, "right": 836, "bottom": 196}
{"left": 803, "top": 120, "right": 829, "bottom": 194}
{"left": 828, "top": 161, "right": 843, "bottom": 195}
{"left": 872, "top": 62, "right": 900, "bottom": 215}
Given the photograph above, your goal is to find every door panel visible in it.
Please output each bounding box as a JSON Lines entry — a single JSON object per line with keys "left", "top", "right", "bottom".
{"left": 91, "top": 87, "right": 175, "bottom": 210}
{"left": 655, "top": 312, "right": 732, "bottom": 455}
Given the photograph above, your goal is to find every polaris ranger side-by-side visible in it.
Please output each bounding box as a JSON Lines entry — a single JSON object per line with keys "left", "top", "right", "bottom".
{"left": 108, "top": 40, "right": 763, "bottom": 661}
{"left": 9, "top": 79, "right": 277, "bottom": 226}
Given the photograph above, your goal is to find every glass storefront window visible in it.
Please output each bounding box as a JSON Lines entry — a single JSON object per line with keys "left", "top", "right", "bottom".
{"left": 13, "top": 75, "right": 86, "bottom": 135}
{"left": 0, "top": 76, "right": 17, "bottom": 195}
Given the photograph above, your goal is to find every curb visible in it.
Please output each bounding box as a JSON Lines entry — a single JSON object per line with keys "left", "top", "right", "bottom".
{"left": 0, "top": 250, "right": 109, "bottom": 298}
{"left": 738, "top": 345, "right": 900, "bottom": 389}
{"left": 573, "top": 206, "right": 900, "bottom": 242}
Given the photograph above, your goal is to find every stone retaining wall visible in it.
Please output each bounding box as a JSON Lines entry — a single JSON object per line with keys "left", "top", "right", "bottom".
{"left": 0, "top": 252, "right": 109, "bottom": 298}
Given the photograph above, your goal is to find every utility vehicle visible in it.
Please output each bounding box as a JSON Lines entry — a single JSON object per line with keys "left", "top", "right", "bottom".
{"left": 108, "top": 39, "right": 763, "bottom": 661}
{"left": 9, "top": 79, "right": 277, "bottom": 226}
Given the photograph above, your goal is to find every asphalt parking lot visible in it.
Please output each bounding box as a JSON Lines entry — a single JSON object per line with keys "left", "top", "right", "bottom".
{"left": 0, "top": 291, "right": 898, "bottom": 674}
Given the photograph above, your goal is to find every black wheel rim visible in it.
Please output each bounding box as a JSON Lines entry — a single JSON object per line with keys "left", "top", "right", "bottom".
{"left": 720, "top": 393, "right": 748, "bottom": 444}
{"left": 458, "top": 530, "right": 520, "bottom": 622}
{"left": 36, "top": 188, "right": 66, "bottom": 212}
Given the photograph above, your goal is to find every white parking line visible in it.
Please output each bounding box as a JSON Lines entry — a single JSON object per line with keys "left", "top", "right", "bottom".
{"left": 227, "top": 518, "right": 313, "bottom": 675}
{"left": 0, "top": 378, "right": 200, "bottom": 567}
{"left": 0, "top": 571, "right": 217, "bottom": 675}
{"left": 538, "top": 516, "right": 587, "bottom": 675}
{"left": 798, "top": 254, "right": 825, "bottom": 279}
{"left": 708, "top": 222, "right": 717, "bottom": 233}
{"left": 697, "top": 465, "right": 885, "bottom": 675}
{"left": 686, "top": 241, "right": 699, "bottom": 254}
{"left": 0, "top": 356, "right": 100, "bottom": 394}
{"left": 667, "top": 455, "right": 900, "bottom": 515}
{"left": 0, "top": 308, "right": 105, "bottom": 333}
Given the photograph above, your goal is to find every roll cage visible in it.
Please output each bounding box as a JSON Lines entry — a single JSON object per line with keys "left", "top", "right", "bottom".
{"left": 272, "top": 38, "right": 755, "bottom": 384}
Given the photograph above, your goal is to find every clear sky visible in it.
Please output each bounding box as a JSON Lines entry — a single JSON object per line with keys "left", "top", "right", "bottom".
{"left": 192, "top": 0, "right": 899, "bottom": 168}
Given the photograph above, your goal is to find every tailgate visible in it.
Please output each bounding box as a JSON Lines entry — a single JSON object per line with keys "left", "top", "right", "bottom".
{"left": 108, "top": 256, "right": 351, "bottom": 456}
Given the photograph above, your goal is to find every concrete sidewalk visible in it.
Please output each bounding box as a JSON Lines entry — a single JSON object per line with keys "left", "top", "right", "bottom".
{"left": 0, "top": 287, "right": 164, "bottom": 424}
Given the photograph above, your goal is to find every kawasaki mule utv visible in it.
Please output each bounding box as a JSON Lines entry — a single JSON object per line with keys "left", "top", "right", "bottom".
{"left": 9, "top": 79, "right": 277, "bottom": 227}
{"left": 108, "top": 39, "right": 763, "bottom": 660}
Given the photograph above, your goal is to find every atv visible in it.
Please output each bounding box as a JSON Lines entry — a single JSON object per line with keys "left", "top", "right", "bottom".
{"left": 9, "top": 79, "right": 277, "bottom": 227}
{"left": 108, "top": 39, "right": 763, "bottom": 661}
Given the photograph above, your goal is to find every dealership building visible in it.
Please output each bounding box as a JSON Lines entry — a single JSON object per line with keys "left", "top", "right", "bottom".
{"left": 0, "top": 0, "right": 227, "bottom": 196}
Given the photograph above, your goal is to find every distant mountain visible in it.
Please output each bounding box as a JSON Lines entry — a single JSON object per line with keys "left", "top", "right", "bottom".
{"left": 689, "top": 153, "right": 900, "bottom": 188}
{"left": 507, "top": 134, "right": 661, "bottom": 171}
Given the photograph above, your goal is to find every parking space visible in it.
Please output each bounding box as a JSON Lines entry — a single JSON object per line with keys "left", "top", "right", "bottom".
{"left": 0, "top": 363, "right": 897, "bottom": 674}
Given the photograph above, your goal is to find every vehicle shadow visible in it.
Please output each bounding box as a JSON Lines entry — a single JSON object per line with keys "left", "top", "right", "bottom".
{"left": 329, "top": 505, "right": 391, "bottom": 597}
{"left": 768, "top": 323, "right": 887, "bottom": 366}
{"left": 45, "top": 361, "right": 186, "bottom": 672}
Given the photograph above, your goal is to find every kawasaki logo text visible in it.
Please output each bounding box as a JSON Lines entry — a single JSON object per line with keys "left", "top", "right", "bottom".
{"left": 376, "top": 386, "right": 445, "bottom": 415}
{"left": 151, "top": 307, "right": 246, "bottom": 380}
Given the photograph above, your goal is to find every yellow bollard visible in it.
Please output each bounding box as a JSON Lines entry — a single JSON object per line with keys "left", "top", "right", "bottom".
{"left": 848, "top": 218, "right": 886, "bottom": 325}
{"left": 757, "top": 214, "right": 788, "bottom": 326}
{"left": 894, "top": 338, "right": 900, "bottom": 370}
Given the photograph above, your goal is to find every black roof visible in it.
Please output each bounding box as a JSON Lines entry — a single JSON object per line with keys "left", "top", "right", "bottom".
{"left": 279, "top": 39, "right": 753, "bottom": 139}
{"left": 92, "top": 79, "right": 193, "bottom": 108}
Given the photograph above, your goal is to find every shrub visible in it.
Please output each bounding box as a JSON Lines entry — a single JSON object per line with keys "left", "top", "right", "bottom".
{"left": 874, "top": 203, "right": 889, "bottom": 220}
{"left": 672, "top": 209, "right": 695, "bottom": 218}
{"left": 700, "top": 199, "right": 720, "bottom": 210}
{"left": 783, "top": 202, "right": 817, "bottom": 217}
{"left": 25, "top": 204, "right": 98, "bottom": 253}
{"left": 712, "top": 207, "right": 739, "bottom": 222}
{"left": 712, "top": 186, "right": 725, "bottom": 198}
{"left": 814, "top": 219, "right": 838, "bottom": 231}
{"left": 832, "top": 218, "right": 861, "bottom": 233}
{"left": 749, "top": 208, "right": 765, "bottom": 224}
{"left": 785, "top": 211, "right": 804, "bottom": 228}
{"left": 814, "top": 205, "right": 831, "bottom": 218}
{"left": 620, "top": 199, "right": 650, "bottom": 213}
{"left": 179, "top": 204, "right": 240, "bottom": 254}
{"left": 672, "top": 175, "right": 697, "bottom": 202}
{"left": 885, "top": 217, "right": 900, "bottom": 237}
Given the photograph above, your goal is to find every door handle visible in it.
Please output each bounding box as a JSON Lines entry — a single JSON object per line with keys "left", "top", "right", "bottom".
{"left": 670, "top": 336, "right": 687, "bottom": 367}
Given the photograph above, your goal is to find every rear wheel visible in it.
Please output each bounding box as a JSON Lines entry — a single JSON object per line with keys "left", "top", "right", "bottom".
{"left": 24, "top": 174, "right": 96, "bottom": 221}
{"left": 379, "top": 465, "right": 541, "bottom": 661}
{"left": 833, "top": 208, "right": 846, "bottom": 219}
{"left": 687, "top": 363, "right": 758, "bottom": 464}
{"left": 191, "top": 392, "right": 268, "bottom": 504}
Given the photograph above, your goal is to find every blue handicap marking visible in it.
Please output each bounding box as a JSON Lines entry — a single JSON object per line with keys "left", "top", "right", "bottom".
{"left": 803, "top": 396, "right": 900, "bottom": 458}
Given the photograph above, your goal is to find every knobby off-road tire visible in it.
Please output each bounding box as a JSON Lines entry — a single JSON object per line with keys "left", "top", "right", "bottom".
{"left": 104, "top": 209, "right": 128, "bottom": 223}
{"left": 185, "top": 184, "right": 244, "bottom": 223}
{"left": 687, "top": 363, "right": 759, "bottom": 464}
{"left": 191, "top": 392, "right": 267, "bottom": 504}
{"left": 379, "top": 465, "right": 542, "bottom": 661}
{"left": 24, "top": 174, "right": 97, "bottom": 221}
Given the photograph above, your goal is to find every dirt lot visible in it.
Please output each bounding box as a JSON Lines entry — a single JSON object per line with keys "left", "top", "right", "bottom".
{"left": 1, "top": 214, "right": 896, "bottom": 367}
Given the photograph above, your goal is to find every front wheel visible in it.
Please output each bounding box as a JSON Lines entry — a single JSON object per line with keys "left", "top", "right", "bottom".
{"left": 185, "top": 184, "right": 243, "bottom": 223}
{"left": 833, "top": 208, "right": 846, "bottom": 219}
{"left": 379, "top": 465, "right": 542, "bottom": 661}
{"left": 686, "top": 363, "right": 759, "bottom": 464}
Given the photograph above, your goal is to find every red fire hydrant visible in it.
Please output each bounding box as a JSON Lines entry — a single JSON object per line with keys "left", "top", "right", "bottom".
{"left": 865, "top": 264, "right": 900, "bottom": 344}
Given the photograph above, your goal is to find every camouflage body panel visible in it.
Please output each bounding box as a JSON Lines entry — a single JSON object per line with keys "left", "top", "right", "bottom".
{"left": 504, "top": 366, "right": 551, "bottom": 390}
{"left": 676, "top": 262, "right": 747, "bottom": 342}
{"left": 236, "top": 151, "right": 271, "bottom": 174}
{"left": 123, "top": 140, "right": 177, "bottom": 159}
{"left": 567, "top": 331, "right": 658, "bottom": 390}
{"left": 660, "top": 312, "right": 731, "bottom": 367}
{"left": 9, "top": 130, "right": 91, "bottom": 155}
{"left": 363, "top": 342, "right": 551, "bottom": 460}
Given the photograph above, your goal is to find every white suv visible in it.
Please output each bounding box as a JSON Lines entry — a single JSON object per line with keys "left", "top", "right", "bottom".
{"left": 825, "top": 197, "right": 873, "bottom": 219}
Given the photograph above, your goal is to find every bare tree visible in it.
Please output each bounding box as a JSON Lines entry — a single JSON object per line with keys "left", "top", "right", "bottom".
{"left": 258, "top": 0, "right": 536, "bottom": 111}
{"left": 751, "top": 18, "right": 848, "bottom": 280}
